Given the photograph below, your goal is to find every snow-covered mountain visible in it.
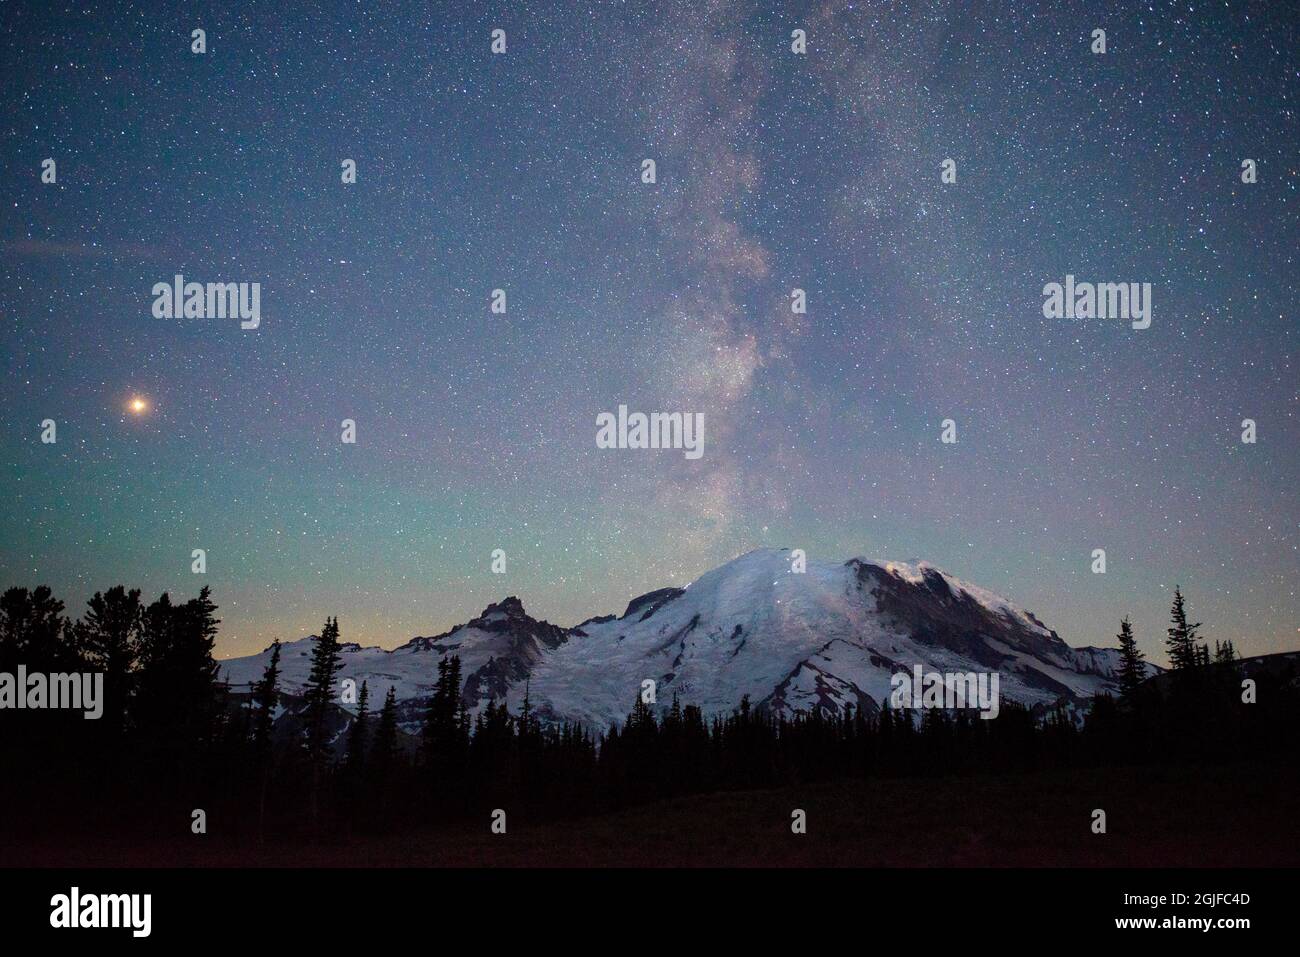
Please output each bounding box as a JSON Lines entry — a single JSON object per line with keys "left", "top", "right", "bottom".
{"left": 220, "top": 548, "right": 1152, "bottom": 731}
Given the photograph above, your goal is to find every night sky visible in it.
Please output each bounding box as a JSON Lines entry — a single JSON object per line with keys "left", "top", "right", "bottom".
{"left": 2, "top": 1, "right": 1296, "bottom": 663}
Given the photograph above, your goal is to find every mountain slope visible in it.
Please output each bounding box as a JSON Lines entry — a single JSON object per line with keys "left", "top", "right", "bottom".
{"left": 220, "top": 548, "right": 1154, "bottom": 731}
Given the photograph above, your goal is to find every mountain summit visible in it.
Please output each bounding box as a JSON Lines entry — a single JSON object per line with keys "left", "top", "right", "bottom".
{"left": 221, "top": 548, "right": 1149, "bottom": 731}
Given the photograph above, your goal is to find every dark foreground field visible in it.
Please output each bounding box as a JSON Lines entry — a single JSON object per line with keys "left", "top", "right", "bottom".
{"left": 6, "top": 762, "right": 1297, "bottom": 867}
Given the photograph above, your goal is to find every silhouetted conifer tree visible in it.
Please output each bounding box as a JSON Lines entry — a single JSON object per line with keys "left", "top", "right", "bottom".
{"left": 422, "top": 655, "right": 468, "bottom": 795}
{"left": 76, "top": 586, "right": 143, "bottom": 736}
{"left": 1116, "top": 616, "right": 1146, "bottom": 698}
{"left": 251, "top": 641, "right": 282, "bottom": 757}
{"left": 346, "top": 680, "right": 370, "bottom": 772}
{"left": 303, "top": 617, "right": 344, "bottom": 761}
{"left": 1165, "top": 588, "right": 1201, "bottom": 670}
{"left": 0, "top": 586, "right": 72, "bottom": 672}
{"left": 302, "top": 616, "right": 344, "bottom": 826}
{"left": 135, "top": 587, "right": 221, "bottom": 761}
{"left": 250, "top": 640, "right": 282, "bottom": 842}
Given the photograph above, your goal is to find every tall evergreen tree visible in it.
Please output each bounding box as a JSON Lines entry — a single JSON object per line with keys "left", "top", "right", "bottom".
{"left": 345, "top": 680, "right": 370, "bottom": 772}
{"left": 373, "top": 686, "right": 399, "bottom": 770}
{"left": 0, "top": 586, "right": 77, "bottom": 783}
{"left": 1116, "top": 616, "right": 1146, "bottom": 698}
{"left": 626, "top": 690, "right": 655, "bottom": 735}
{"left": 250, "top": 641, "right": 282, "bottom": 757}
{"left": 302, "top": 616, "right": 344, "bottom": 826}
{"left": 135, "top": 587, "right": 222, "bottom": 757}
{"left": 421, "top": 655, "right": 466, "bottom": 779}
{"left": 76, "top": 586, "right": 144, "bottom": 734}
{"left": 302, "top": 616, "right": 344, "bottom": 762}
{"left": 249, "top": 640, "right": 282, "bottom": 842}
{"left": 367, "top": 685, "right": 402, "bottom": 829}
{"left": 0, "top": 585, "right": 72, "bottom": 671}
{"left": 1165, "top": 587, "right": 1201, "bottom": 670}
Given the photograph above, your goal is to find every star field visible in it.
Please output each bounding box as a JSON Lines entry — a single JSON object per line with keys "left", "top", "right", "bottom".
{"left": 2, "top": 1, "right": 1296, "bottom": 662}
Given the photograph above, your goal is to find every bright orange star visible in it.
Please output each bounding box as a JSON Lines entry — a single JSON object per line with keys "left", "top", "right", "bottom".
{"left": 128, "top": 397, "right": 149, "bottom": 415}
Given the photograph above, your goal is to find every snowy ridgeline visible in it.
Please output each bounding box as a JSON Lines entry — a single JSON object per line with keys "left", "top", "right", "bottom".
{"left": 221, "top": 548, "right": 1145, "bottom": 732}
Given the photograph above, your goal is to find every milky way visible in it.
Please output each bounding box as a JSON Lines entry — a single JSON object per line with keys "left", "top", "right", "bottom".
{"left": 2, "top": 1, "right": 1296, "bottom": 662}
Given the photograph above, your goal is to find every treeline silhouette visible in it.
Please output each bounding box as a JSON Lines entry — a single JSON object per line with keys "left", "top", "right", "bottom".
{"left": 0, "top": 582, "right": 1295, "bottom": 846}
